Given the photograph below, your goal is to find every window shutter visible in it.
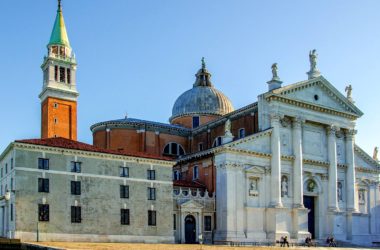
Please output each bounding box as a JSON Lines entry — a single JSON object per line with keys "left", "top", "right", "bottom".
{"left": 71, "top": 206, "right": 75, "bottom": 223}
{"left": 71, "top": 181, "right": 75, "bottom": 194}
{"left": 77, "top": 182, "right": 81, "bottom": 195}
{"left": 38, "top": 178, "right": 43, "bottom": 192}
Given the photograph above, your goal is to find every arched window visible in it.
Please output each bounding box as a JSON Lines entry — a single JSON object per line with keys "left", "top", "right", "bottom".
{"left": 212, "top": 136, "right": 222, "bottom": 147}
{"left": 163, "top": 142, "right": 185, "bottom": 156}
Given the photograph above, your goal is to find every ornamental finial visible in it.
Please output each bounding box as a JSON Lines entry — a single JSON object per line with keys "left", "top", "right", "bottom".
{"left": 58, "top": 0, "right": 62, "bottom": 11}
{"left": 201, "top": 57, "right": 206, "bottom": 69}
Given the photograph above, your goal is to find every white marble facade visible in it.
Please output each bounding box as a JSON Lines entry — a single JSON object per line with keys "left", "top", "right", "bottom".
{"left": 213, "top": 76, "right": 380, "bottom": 246}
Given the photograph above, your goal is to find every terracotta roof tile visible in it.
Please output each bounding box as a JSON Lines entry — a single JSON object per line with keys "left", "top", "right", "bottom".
{"left": 15, "top": 137, "right": 173, "bottom": 161}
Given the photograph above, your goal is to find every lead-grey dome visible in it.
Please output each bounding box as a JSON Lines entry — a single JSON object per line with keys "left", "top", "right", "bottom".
{"left": 170, "top": 59, "right": 234, "bottom": 122}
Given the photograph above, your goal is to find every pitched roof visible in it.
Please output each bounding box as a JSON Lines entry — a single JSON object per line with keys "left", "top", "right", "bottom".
{"left": 173, "top": 179, "right": 206, "bottom": 188}
{"left": 15, "top": 137, "right": 173, "bottom": 161}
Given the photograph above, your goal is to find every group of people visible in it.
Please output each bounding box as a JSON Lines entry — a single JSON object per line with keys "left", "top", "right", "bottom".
{"left": 279, "top": 236, "right": 289, "bottom": 247}
{"left": 279, "top": 235, "right": 336, "bottom": 247}
{"left": 326, "top": 236, "right": 337, "bottom": 247}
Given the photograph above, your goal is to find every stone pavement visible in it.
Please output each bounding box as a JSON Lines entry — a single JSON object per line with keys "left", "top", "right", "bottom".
{"left": 26, "top": 242, "right": 377, "bottom": 250}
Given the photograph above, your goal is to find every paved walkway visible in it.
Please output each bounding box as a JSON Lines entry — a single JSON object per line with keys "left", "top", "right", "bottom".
{"left": 26, "top": 242, "right": 376, "bottom": 250}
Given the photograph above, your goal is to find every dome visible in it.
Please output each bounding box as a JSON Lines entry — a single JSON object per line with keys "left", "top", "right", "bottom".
{"left": 170, "top": 59, "right": 234, "bottom": 122}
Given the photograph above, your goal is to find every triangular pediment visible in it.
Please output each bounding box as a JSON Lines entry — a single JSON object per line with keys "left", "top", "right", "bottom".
{"left": 270, "top": 76, "right": 363, "bottom": 117}
{"left": 354, "top": 145, "right": 380, "bottom": 172}
{"left": 180, "top": 200, "right": 204, "bottom": 209}
{"left": 244, "top": 165, "right": 266, "bottom": 174}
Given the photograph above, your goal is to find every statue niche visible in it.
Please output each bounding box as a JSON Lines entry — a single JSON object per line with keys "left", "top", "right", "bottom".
{"left": 249, "top": 178, "right": 259, "bottom": 197}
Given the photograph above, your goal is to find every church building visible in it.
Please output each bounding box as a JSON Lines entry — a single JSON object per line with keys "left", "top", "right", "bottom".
{"left": 0, "top": 1, "right": 379, "bottom": 246}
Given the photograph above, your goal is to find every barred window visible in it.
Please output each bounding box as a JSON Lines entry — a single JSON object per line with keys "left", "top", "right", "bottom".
{"left": 38, "top": 204, "right": 49, "bottom": 222}
{"left": 38, "top": 178, "right": 49, "bottom": 193}
{"left": 119, "top": 167, "right": 129, "bottom": 177}
{"left": 147, "top": 187, "right": 156, "bottom": 200}
{"left": 67, "top": 68, "right": 71, "bottom": 84}
{"left": 120, "top": 185, "right": 129, "bottom": 199}
{"left": 147, "top": 170, "right": 155, "bottom": 180}
{"left": 38, "top": 158, "right": 49, "bottom": 170}
{"left": 148, "top": 210, "right": 156, "bottom": 226}
{"left": 71, "top": 206, "right": 81, "bottom": 223}
{"left": 173, "top": 214, "right": 176, "bottom": 230}
{"left": 71, "top": 181, "right": 81, "bottom": 195}
{"left": 59, "top": 67, "right": 66, "bottom": 83}
{"left": 71, "top": 161, "right": 81, "bottom": 173}
{"left": 121, "top": 209, "right": 130, "bottom": 225}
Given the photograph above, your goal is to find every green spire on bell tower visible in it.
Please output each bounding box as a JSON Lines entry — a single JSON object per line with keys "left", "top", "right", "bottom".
{"left": 49, "top": 0, "right": 70, "bottom": 47}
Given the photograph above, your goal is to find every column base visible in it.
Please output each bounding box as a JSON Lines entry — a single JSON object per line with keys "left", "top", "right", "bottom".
{"left": 328, "top": 206, "right": 340, "bottom": 213}
{"left": 293, "top": 203, "right": 305, "bottom": 208}
{"left": 214, "top": 230, "right": 246, "bottom": 241}
{"left": 269, "top": 202, "right": 283, "bottom": 208}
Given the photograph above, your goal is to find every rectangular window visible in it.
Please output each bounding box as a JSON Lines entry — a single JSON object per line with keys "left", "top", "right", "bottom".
{"left": 38, "top": 178, "right": 49, "bottom": 193}
{"left": 147, "top": 187, "right": 156, "bottom": 200}
{"left": 148, "top": 210, "right": 156, "bottom": 226}
{"left": 71, "top": 161, "right": 81, "bottom": 173}
{"left": 192, "top": 116, "right": 200, "bottom": 128}
{"left": 10, "top": 158, "right": 13, "bottom": 169}
{"left": 173, "top": 214, "right": 176, "bottom": 230}
{"left": 54, "top": 65, "right": 58, "bottom": 81}
{"left": 193, "top": 166, "right": 199, "bottom": 180}
{"left": 120, "top": 185, "right": 129, "bottom": 199}
{"left": 10, "top": 204, "right": 13, "bottom": 221}
{"left": 38, "top": 204, "right": 49, "bottom": 222}
{"left": 10, "top": 178, "right": 13, "bottom": 190}
{"left": 71, "top": 181, "right": 81, "bottom": 195}
{"left": 119, "top": 166, "right": 129, "bottom": 177}
{"left": 204, "top": 215, "right": 212, "bottom": 231}
{"left": 1, "top": 167, "right": 3, "bottom": 178}
{"left": 38, "top": 158, "right": 49, "bottom": 170}
{"left": 67, "top": 68, "right": 71, "bottom": 84}
{"left": 121, "top": 209, "right": 130, "bottom": 225}
{"left": 71, "top": 206, "right": 81, "bottom": 223}
{"left": 5, "top": 164, "right": 8, "bottom": 174}
{"left": 59, "top": 67, "right": 66, "bottom": 83}
{"left": 198, "top": 143, "right": 203, "bottom": 151}
{"left": 147, "top": 170, "right": 155, "bottom": 180}
{"left": 239, "top": 128, "right": 246, "bottom": 139}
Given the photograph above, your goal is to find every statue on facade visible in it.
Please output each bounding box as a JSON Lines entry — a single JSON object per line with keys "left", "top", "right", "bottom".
{"left": 307, "top": 49, "right": 321, "bottom": 79}
{"left": 373, "top": 147, "right": 378, "bottom": 161}
{"left": 249, "top": 178, "right": 259, "bottom": 196}
{"left": 337, "top": 182, "right": 343, "bottom": 201}
{"left": 281, "top": 176, "right": 288, "bottom": 197}
{"left": 224, "top": 119, "right": 232, "bottom": 136}
{"left": 359, "top": 190, "right": 365, "bottom": 203}
{"left": 309, "top": 49, "right": 318, "bottom": 70}
{"left": 271, "top": 63, "right": 279, "bottom": 79}
{"left": 345, "top": 84, "right": 354, "bottom": 102}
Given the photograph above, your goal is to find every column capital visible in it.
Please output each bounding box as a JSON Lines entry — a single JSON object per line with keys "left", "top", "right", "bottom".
{"left": 326, "top": 125, "right": 339, "bottom": 136}
{"left": 344, "top": 129, "right": 357, "bottom": 139}
{"left": 292, "top": 116, "right": 305, "bottom": 128}
{"left": 270, "top": 113, "right": 282, "bottom": 122}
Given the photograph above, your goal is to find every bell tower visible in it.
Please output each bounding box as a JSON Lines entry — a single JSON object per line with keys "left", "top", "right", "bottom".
{"left": 40, "top": 0, "right": 79, "bottom": 140}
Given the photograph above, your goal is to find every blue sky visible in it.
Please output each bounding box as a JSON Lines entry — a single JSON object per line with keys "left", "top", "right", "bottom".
{"left": 0, "top": 0, "right": 379, "bottom": 156}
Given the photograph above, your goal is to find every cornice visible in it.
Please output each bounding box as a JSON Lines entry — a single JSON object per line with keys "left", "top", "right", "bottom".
{"left": 265, "top": 94, "right": 358, "bottom": 120}
{"left": 14, "top": 142, "right": 174, "bottom": 167}
{"left": 354, "top": 145, "right": 380, "bottom": 168}
{"left": 227, "top": 128, "right": 272, "bottom": 147}
{"left": 191, "top": 102, "right": 258, "bottom": 135}
{"left": 91, "top": 120, "right": 190, "bottom": 137}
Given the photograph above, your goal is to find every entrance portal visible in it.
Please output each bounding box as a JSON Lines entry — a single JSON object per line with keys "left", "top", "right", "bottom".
{"left": 304, "top": 196, "right": 315, "bottom": 238}
{"left": 185, "top": 215, "right": 196, "bottom": 243}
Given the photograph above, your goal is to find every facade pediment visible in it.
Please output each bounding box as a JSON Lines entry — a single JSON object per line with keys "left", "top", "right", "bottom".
{"left": 244, "top": 165, "right": 265, "bottom": 174}
{"left": 180, "top": 200, "right": 204, "bottom": 209}
{"left": 354, "top": 145, "right": 380, "bottom": 173}
{"left": 268, "top": 76, "right": 363, "bottom": 118}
